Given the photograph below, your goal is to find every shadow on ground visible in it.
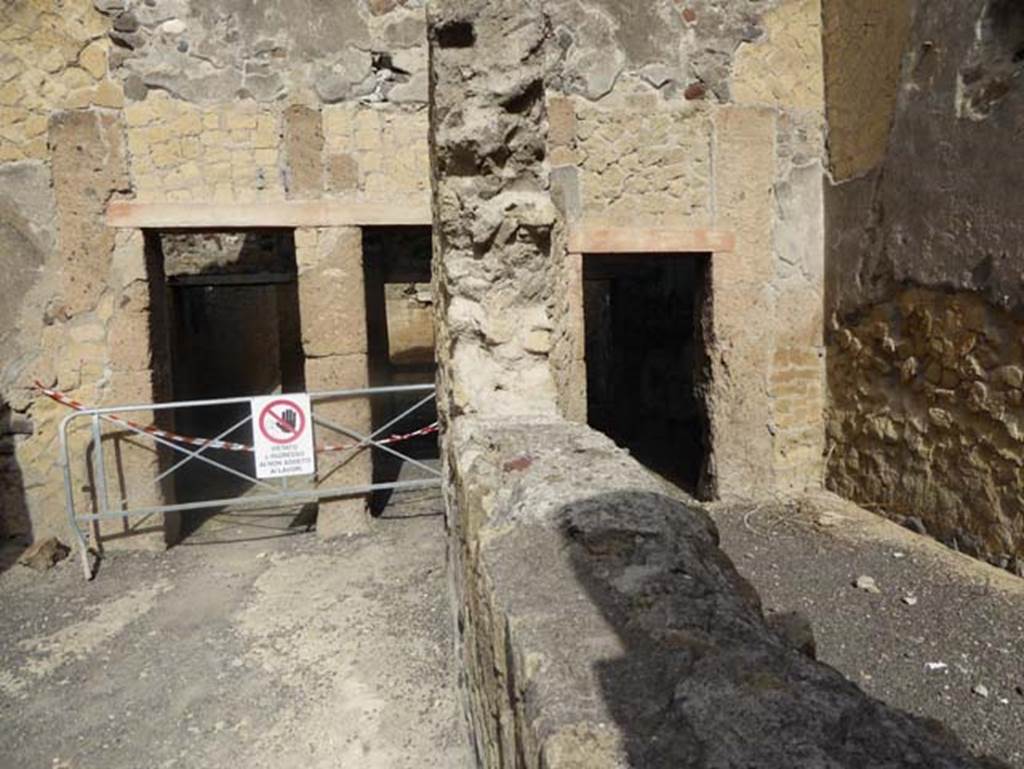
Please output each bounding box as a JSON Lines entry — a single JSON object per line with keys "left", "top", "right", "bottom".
{"left": 560, "top": 491, "right": 1008, "bottom": 768}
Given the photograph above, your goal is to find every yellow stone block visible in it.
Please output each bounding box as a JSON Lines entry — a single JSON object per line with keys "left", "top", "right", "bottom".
{"left": 212, "top": 183, "right": 234, "bottom": 202}
{"left": 178, "top": 160, "right": 201, "bottom": 179}
{"left": 254, "top": 147, "right": 277, "bottom": 165}
{"left": 92, "top": 78, "right": 124, "bottom": 108}
{"left": 150, "top": 141, "right": 181, "bottom": 169}
{"left": 78, "top": 40, "right": 107, "bottom": 79}
{"left": 21, "top": 113, "right": 47, "bottom": 138}
{"left": 0, "top": 81, "right": 21, "bottom": 107}
{"left": 65, "top": 86, "right": 95, "bottom": 109}
{"left": 207, "top": 162, "right": 232, "bottom": 182}
{"left": 143, "top": 123, "right": 174, "bottom": 145}
{"left": 322, "top": 104, "right": 354, "bottom": 142}
{"left": 225, "top": 111, "right": 257, "bottom": 130}
{"left": 170, "top": 110, "right": 202, "bottom": 135}
{"left": 38, "top": 48, "right": 66, "bottom": 75}
{"left": 253, "top": 122, "right": 279, "bottom": 148}
{"left": 200, "top": 129, "right": 227, "bottom": 147}
{"left": 58, "top": 65, "right": 93, "bottom": 92}
{"left": 0, "top": 143, "right": 24, "bottom": 162}
{"left": 125, "top": 101, "right": 157, "bottom": 127}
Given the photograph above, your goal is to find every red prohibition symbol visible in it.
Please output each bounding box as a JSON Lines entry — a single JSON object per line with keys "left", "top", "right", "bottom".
{"left": 258, "top": 399, "right": 306, "bottom": 445}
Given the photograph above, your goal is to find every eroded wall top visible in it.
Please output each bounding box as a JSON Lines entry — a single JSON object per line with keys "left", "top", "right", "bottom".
{"left": 95, "top": 0, "right": 428, "bottom": 104}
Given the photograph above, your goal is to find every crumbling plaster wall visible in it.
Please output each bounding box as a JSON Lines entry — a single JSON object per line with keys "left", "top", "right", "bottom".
{"left": 823, "top": 0, "right": 1024, "bottom": 571}
{"left": 543, "top": 0, "right": 827, "bottom": 496}
{"left": 0, "top": 0, "right": 433, "bottom": 543}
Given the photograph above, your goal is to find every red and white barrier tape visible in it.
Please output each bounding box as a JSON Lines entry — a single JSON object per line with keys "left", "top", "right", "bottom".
{"left": 34, "top": 381, "right": 438, "bottom": 454}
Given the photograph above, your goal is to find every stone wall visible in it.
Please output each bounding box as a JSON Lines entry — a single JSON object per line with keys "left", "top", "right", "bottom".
{"left": 823, "top": 0, "right": 1024, "bottom": 569}
{"left": 0, "top": 0, "right": 432, "bottom": 545}
{"left": 448, "top": 416, "right": 1004, "bottom": 768}
{"left": 424, "top": 1, "right": 975, "bottom": 766}
{"left": 544, "top": 0, "right": 828, "bottom": 497}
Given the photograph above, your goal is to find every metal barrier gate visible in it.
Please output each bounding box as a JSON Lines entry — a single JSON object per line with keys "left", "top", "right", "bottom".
{"left": 56, "top": 384, "right": 440, "bottom": 579}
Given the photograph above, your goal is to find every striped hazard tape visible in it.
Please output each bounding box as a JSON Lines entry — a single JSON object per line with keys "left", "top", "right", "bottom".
{"left": 34, "top": 381, "right": 438, "bottom": 454}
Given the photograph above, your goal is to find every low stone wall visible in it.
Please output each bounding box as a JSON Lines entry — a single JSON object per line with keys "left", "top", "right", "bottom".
{"left": 448, "top": 417, "right": 1004, "bottom": 768}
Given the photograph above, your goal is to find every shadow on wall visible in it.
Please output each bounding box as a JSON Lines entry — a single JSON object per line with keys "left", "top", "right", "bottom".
{"left": 0, "top": 399, "right": 32, "bottom": 574}
{"left": 559, "top": 491, "right": 1003, "bottom": 768}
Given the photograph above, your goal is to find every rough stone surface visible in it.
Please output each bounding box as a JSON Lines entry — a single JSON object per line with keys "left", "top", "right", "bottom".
{"left": 17, "top": 536, "right": 70, "bottom": 571}
{"left": 95, "top": 0, "right": 428, "bottom": 106}
{"left": 50, "top": 109, "right": 129, "bottom": 315}
{"left": 282, "top": 104, "right": 324, "bottom": 197}
{"left": 824, "top": 0, "right": 1024, "bottom": 568}
{"left": 296, "top": 227, "right": 372, "bottom": 538}
{"left": 429, "top": 0, "right": 559, "bottom": 421}
{"left": 448, "top": 417, "right": 1007, "bottom": 768}
{"left": 827, "top": 287, "right": 1024, "bottom": 567}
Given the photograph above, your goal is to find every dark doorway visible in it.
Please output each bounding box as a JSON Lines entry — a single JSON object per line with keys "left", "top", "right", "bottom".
{"left": 156, "top": 230, "right": 305, "bottom": 533}
{"left": 583, "top": 253, "right": 710, "bottom": 495}
{"left": 362, "top": 226, "right": 438, "bottom": 513}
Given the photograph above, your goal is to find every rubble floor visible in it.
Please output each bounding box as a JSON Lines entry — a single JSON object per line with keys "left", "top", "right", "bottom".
{"left": 0, "top": 487, "right": 471, "bottom": 769}
{"left": 708, "top": 491, "right": 1024, "bottom": 767}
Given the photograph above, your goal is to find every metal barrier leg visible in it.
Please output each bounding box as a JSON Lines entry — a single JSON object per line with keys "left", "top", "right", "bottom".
{"left": 60, "top": 415, "right": 93, "bottom": 580}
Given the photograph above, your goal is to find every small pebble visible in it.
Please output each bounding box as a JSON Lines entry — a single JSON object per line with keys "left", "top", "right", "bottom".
{"left": 892, "top": 551, "right": 906, "bottom": 559}
{"left": 855, "top": 575, "right": 881, "bottom": 594}
{"left": 902, "top": 594, "right": 918, "bottom": 606}
{"left": 973, "top": 684, "right": 990, "bottom": 698}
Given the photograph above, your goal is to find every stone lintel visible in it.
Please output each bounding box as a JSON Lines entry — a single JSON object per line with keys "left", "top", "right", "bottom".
{"left": 568, "top": 226, "right": 735, "bottom": 254}
{"left": 106, "top": 198, "right": 432, "bottom": 229}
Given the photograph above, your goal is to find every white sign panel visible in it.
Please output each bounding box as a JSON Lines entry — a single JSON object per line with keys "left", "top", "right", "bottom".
{"left": 250, "top": 394, "right": 316, "bottom": 479}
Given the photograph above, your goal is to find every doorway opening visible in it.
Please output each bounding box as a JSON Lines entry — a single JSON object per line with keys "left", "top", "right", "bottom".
{"left": 582, "top": 253, "right": 711, "bottom": 496}
{"left": 152, "top": 229, "right": 305, "bottom": 533}
{"left": 362, "top": 226, "right": 437, "bottom": 513}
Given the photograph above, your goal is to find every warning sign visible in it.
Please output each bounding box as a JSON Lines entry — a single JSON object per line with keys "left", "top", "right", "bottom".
{"left": 250, "top": 394, "right": 316, "bottom": 479}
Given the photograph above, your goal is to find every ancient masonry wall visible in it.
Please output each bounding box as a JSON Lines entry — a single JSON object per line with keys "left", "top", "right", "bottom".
{"left": 0, "top": 0, "right": 432, "bottom": 543}
{"left": 1, "top": 0, "right": 832, "bottom": 544}
{"left": 423, "top": 0, "right": 977, "bottom": 765}
{"left": 544, "top": 0, "right": 828, "bottom": 497}
{"left": 823, "top": 0, "right": 1024, "bottom": 571}
{"left": 446, "top": 417, "right": 1001, "bottom": 768}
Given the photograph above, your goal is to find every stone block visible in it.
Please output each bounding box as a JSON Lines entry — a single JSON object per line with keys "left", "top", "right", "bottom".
{"left": 50, "top": 109, "right": 128, "bottom": 316}
{"left": 547, "top": 95, "right": 576, "bottom": 147}
{"left": 283, "top": 104, "right": 324, "bottom": 197}
{"left": 297, "top": 227, "right": 368, "bottom": 357}
{"left": 305, "top": 352, "right": 372, "bottom": 539}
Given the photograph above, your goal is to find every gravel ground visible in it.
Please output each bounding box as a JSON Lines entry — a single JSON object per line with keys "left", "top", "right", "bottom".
{"left": 708, "top": 491, "right": 1024, "bottom": 767}
{"left": 0, "top": 487, "right": 470, "bottom": 769}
